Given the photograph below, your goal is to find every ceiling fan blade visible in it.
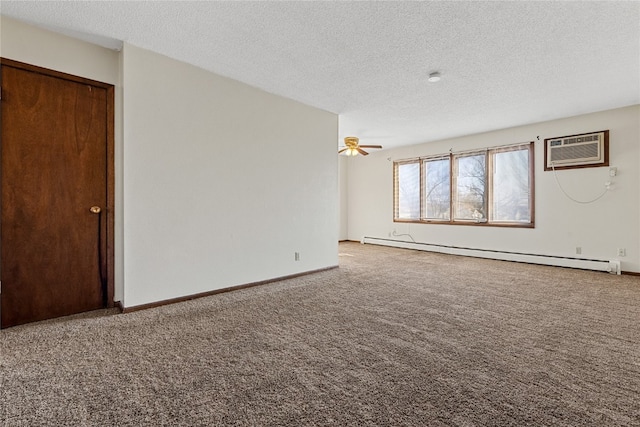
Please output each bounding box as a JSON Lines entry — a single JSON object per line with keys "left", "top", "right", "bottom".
{"left": 356, "top": 147, "right": 369, "bottom": 156}
{"left": 358, "top": 145, "right": 383, "bottom": 149}
{"left": 338, "top": 147, "right": 349, "bottom": 154}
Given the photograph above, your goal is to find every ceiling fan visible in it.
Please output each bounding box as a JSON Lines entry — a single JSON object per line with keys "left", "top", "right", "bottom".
{"left": 338, "top": 136, "right": 383, "bottom": 156}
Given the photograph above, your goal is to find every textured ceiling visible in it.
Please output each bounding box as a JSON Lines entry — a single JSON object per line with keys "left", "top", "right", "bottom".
{"left": 2, "top": 1, "right": 639, "bottom": 150}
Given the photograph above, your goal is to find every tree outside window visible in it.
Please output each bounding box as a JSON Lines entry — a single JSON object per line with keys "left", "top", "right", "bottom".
{"left": 454, "top": 154, "right": 486, "bottom": 221}
{"left": 425, "top": 158, "right": 450, "bottom": 220}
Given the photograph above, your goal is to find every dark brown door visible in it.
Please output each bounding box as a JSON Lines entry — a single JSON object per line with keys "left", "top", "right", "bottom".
{"left": 1, "top": 62, "right": 112, "bottom": 328}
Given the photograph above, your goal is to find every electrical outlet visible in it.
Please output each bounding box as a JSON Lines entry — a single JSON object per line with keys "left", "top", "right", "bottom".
{"left": 575, "top": 247, "right": 581, "bottom": 255}
{"left": 609, "top": 167, "right": 618, "bottom": 177}
{"left": 294, "top": 252, "right": 300, "bottom": 261}
{"left": 617, "top": 248, "right": 626, "bottom": 257}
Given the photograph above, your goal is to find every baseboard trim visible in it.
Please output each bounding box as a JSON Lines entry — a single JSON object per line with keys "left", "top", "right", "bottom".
{"left": 345, "top": 239, "right": 640, "bottom": 275}
{"left": 622, "top": 271, "right": 640, "bottom": 276}
{"left": 121, "top": 265, "right": 338, "bottom": 314}
{"left": 361, "top": 237, "right": 623, "bottom": 274}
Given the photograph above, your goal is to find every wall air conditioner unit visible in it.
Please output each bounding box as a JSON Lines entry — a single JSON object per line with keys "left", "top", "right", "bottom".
{"left": 544, "top": 130, "right": 609, "bottom": 171}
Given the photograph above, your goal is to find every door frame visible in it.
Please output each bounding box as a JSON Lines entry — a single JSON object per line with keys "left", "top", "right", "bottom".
{"left": 0, "top": 58, "right": 115, "bottom": 314}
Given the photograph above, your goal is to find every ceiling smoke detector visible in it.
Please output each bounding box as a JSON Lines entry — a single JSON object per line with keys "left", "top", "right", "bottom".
{"left": 428, "top": 72, "right": 441, "bottom": 83}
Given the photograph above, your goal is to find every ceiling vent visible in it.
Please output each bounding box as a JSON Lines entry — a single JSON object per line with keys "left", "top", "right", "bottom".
{"left": 544, "top": 130, "right": 609, "bottom": 171}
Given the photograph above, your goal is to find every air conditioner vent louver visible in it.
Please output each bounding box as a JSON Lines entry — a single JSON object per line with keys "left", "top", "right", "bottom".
{"left": 545, "top": 130, "right": 608, "bottom": 170}
{"left": 550, "top": 143, "right": 599, "bottom": 162}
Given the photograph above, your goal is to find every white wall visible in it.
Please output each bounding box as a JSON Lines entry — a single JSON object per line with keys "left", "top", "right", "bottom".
{"left": 346, "top": 105, "right": 640, "bottom": 273}
{"left": 122, "top": 44, "right": 338, "bottom": 307}
{"left": 339, "top": 156, "right": 349, "bottom": 240}
{"left": 0, "top": 16, "right": 125, "bottom": 302}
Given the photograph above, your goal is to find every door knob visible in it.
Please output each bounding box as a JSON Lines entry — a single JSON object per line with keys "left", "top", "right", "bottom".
{"left": 90, "top": 206, "right": 101, "bottom": 214}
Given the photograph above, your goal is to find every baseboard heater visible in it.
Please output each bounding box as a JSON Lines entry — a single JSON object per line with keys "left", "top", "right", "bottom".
{"left": 361, "top": 237, "right": 621, "bottom": 275}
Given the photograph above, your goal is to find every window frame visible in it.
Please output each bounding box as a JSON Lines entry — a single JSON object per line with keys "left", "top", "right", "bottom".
{"left": 393, "top": 142, "right": 534, "bottom": 228}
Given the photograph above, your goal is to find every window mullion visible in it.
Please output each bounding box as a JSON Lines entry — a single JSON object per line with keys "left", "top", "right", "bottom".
{"left": 420, "top": 160, "right": 425, "bottom": 220}
{"left": 393, "top": 162, "right": 399, "bottom": 220}
{"left": 487, "top": 150, "right": 494, "bottom": 223}
{"left": 449, "top": 153, "right": 454, "bottom": 223}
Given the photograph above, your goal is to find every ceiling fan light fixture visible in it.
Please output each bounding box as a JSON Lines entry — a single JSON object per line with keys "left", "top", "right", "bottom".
{"left": 339, "top": 135, "right": 380, "bottom": 156}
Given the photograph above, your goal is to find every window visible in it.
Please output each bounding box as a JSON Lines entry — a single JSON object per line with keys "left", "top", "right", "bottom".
{"left": 394, "top": 162, "right": 420, "bottom": 220}
{"left": 491, "top": 148, "right": 531, "bottom": 223}
{"left": 394, "top": 142, "right": 534, "bottom": 227}
{"left": 424, "top": 157, "right": 450, "bottom": 220}
{"left": 454, "top": 153, "right": 486, "bottom": 221}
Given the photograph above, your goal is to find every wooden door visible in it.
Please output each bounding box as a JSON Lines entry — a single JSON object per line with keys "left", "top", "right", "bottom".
{"left": 1, "top": 60, "right": 114, "bottom": 328}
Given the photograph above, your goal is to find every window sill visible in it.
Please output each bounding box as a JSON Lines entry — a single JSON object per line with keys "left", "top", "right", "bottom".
{"left": 393, "top": 219, "right": 534, "bottom": 228}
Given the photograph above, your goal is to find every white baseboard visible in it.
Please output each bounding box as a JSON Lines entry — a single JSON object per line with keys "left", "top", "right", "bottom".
{"left": 361, "top": 237, "right": 620, "bottom": 274}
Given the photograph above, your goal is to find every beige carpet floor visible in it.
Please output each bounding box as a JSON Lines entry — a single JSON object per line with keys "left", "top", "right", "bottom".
{"left": 1, "top": 241, "right": 639, "bottom": 426}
